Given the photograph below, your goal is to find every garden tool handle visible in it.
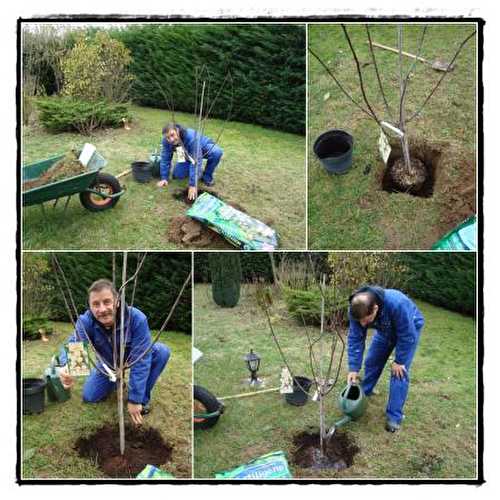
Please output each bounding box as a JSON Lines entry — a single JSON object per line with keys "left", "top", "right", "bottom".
{"left": 369, "top": 41, "right": 429, "bottom": 64}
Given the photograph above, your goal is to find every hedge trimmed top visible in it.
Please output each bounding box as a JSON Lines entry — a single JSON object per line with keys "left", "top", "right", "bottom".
{"left": 112, "top": 24, "right": 305, "bottom": 135}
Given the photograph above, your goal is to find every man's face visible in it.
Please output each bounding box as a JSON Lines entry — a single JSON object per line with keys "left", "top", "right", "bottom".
{"left": 89, "top": 288, "right": 117, "bottom": 328}
{"left": 359, "top": 304, "right": 379, "bottom": 328}
{"left": 165, "top": 128, "right": 180, "bottom": 145}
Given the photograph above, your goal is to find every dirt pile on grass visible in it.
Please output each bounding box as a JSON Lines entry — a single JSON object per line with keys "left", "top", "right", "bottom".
{"left": 291, "top": 430, "right": 360, "bottom": 471}
{"left": 23, "top": 152, "right": 86, "bottom": 191}
{"left": 75, "top": 424, "right": 173, "bottom": 478}
{"left": 167, "top": 188, "right": 247, "bottom": 248}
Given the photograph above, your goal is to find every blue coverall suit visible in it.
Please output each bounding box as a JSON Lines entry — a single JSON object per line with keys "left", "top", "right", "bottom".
{"left": 160, "top": 126, "right": 223, "bottom": 186}
{"left": 347, "top": 286, "right": 424, "bottom": 424}
{"left": 60, "top": 306, "right": 170, "bottom": 405}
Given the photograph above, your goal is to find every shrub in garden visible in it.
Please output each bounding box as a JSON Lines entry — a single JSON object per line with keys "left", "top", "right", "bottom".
{"left": 209, "top": 253, "right": 242, "bottom": 308}
{"left": 36, "top": 97, "right": 130, "bottom": 134}
{"left": 62, "top": 31, "right": 133, "bottom": 103}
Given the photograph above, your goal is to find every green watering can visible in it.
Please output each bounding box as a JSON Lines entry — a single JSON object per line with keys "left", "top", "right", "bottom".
{"left": 44, "top": 356, "right": 71, "bottom": 403}
{"left": 326, "top": 382, "right": 367, "bottom": 439}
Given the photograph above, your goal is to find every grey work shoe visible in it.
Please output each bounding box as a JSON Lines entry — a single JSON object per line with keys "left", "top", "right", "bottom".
{"left": 201, "top": 178, "right": 215, "bottom": 187}
{"left": 385, "top": 420, "right": 401, "bottom": 433}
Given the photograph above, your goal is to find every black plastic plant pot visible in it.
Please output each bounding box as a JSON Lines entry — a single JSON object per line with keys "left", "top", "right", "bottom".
{"left": 285, "top": 376, "right": 312, "bottom": 407}
{"left": 313, "top": 129, "right": 354, "bottom": 175}
{"left": 23, "top": 378, "right": 47, "bottom": 415}
{"left": 131, "top": 161, "right": 153, "bottom": 183}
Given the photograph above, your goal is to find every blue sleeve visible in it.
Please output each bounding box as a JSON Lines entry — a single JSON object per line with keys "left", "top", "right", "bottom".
{"left": 394, "top": 302, "right": 419, "bottom": 366}
{"left": 160, "top": 137, "right": 173, "bottom": 181}
{"left": 127, "top": 314, "right": 153, "bottom": 404}
{"left": 347, "top": 311, "right": 367, "bottom": 372}
{"left": 58, "top": 316, "right": 88, "bottom": 365}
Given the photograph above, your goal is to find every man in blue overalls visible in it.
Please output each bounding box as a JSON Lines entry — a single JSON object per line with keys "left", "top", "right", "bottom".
{"left": 58, "top": 279, "right": 170, "bottom": 426}
{"left": 157, "top": 123, "right": 224, "bottom": 201}
{"left": 347, "top": 286, "right": 424, "bottom": 432}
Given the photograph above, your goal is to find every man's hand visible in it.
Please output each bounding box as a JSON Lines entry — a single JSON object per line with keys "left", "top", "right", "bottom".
{"left": 391, "top": 362, "right": 407, "bottom": 380}
{"left": 188, "top": 186, "right": 198, "bottom": 201}
{"left": 127, "top": 402, "right": 144, "bottom": 426}
{"left": 59, "top": 367, "right": 74, "bottom": 390}
{"left": 347, "top": 371, "right": 359, "bottom": 385}
{"left": 157, "top": 180, "right": 169, "bottom": 188}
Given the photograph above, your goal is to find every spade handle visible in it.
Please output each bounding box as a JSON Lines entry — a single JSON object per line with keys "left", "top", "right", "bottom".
{"left": 370, "top": 41, "right": 430, "bottom": 64}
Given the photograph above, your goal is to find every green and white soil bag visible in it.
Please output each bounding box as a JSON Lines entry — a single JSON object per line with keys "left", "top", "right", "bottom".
{"left": 214, "top": 451, "right": 292, "bottom": 479}
{"left": 186, "top": 192, "right": 279, "bottom": 250}
{"left": 136, "top": 464, "right": 175, "bottom": 479}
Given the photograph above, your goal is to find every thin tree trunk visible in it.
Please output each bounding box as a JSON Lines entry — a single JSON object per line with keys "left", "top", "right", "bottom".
{"left": 118, "top": 252, "right": 128, "bottom": 456}
{"left": 397, "top": 25, "right": 412, "bottom": 170}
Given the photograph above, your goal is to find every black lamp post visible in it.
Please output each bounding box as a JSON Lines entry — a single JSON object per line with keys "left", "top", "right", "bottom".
{"left": 244, "top": 349, "right": 261, "bottom": 385}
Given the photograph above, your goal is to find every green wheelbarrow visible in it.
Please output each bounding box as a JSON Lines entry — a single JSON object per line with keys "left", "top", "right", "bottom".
{"left": 22, "top": 150, "right": 125, "bottom": 213}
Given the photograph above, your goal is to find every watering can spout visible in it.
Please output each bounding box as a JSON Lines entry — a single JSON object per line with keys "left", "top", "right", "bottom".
{"left": 334, "top": 414, "right": 353, "bottom": 429}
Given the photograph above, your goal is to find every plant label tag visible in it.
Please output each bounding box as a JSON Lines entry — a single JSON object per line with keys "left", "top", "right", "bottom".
{"left": 176, "top": 146, "right": 186, "bottom": 163}
{"left": 378, "top": 130, "right": 391, "bottom": 165}
{"left": 311, "top": 389, "right": 319, "bottom": 402}
{"left": 280, "top": 367, "right": 294, "bottom": 394}
{"left": 66, "top": 342, "right": 90, "bottom": 377}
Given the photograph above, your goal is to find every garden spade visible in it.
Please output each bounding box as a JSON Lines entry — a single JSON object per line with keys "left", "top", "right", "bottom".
{"left": 369, "top": 41, "right": 455, "bottom": 72}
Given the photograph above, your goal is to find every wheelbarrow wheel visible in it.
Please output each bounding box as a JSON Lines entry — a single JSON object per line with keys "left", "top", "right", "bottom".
{"left": 194, "top": 385, "right": 222, "bottom": 430}
{"left": 79, "top": 173, "right": 121, "bottom": 212}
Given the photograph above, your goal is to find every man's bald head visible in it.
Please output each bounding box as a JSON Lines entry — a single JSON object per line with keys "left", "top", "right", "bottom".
{"left": 350, "top": 291, "right": 378, "bottom": 322}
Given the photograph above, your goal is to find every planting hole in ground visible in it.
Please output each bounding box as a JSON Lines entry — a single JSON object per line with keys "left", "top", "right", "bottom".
{"left": 172, "top": 187, "right": 221, "bottom": 206}
{"left": 75, "top": 424, "right": 173, "bottom": 478}
{"left": 291, "top": 430, "right": 360, "bottom": 471}
{"left": 382, "top": 142, "right": 442, "bottom": 198}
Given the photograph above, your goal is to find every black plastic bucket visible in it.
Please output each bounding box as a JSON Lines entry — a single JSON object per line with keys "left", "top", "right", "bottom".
{"left": 313, "top": 129, "right": 354, "bottom": 174}
{"left": 285, "top": 376, "right": 312, "bottom": 406}
{"left": 23, "top": 378, "right": 46, "bottom": 415}
{"left": 132, "top": 161, "right": 153, "bottom": 183}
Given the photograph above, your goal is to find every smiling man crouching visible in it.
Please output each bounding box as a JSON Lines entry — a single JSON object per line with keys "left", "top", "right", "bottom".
{"left": 58, "top": 279, "right": 170, "bottom": 425}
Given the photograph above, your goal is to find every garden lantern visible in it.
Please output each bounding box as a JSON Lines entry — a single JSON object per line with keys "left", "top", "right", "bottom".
{"left": 244, "top": 349, "right": 261, "bottom": 385}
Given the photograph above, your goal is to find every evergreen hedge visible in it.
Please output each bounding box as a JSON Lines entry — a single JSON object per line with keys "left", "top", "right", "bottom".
{"left": 397, "top": 253, "right": 476, "bottom": 317}
{"left": 44, "top": 253, "right": 191, "bottom": 332}
{"left": 111, "top": 24, "right": 305, "bottom": 134}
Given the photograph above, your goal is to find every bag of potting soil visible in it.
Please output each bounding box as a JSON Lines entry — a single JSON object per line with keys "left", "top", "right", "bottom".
{"left": 186, "top": 192, "right": 279, "bottom": 250}
{"left": 432, "top": 215, "right": 476, "bottom": 250}
{"left": 65, "top": 341, "right": 91, "bottom": 377}
{"left": 136, "top": 464, "right": 175, "bottom": 479}
{"left": 214, "top": 451, "right": 292, "bottom": 479}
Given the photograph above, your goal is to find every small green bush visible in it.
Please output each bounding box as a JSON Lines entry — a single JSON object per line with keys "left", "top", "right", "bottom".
{"left": 23, "top": 317, "right": 53, "bottom": 341}
{"left": 37, "top": 97, "right": 130, "bottom": 134}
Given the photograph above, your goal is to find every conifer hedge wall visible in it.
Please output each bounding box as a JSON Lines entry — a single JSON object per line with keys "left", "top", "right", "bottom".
{"left": 111, "top": 24, "right": 305, "bottom": 134}
{"left": 397, "top": 253, "right": 476, "bottom": 317}
{"left": 45, "top": 253, "right": 191, "bottom": 332}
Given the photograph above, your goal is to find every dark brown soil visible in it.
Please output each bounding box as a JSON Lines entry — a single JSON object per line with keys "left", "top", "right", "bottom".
{"left": 75, "top": 424, "right": 173, "bottom": 478}
{"left": 172, "top": 187, "right": 221, "bottom": 206}
{"left": 291, "top": 430, "right": 360, "bottom": 471}
{"left": 386, "top": 157, "right": 427, "bottom": 193}
{"left": 23, "top": 152, "right": 86, "bottom": 191}
{"left": 167, "top": 190, "right": 248, "bottom": 248}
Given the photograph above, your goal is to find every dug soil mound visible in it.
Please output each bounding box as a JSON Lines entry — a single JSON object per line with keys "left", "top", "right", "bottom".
{"left": 291, "top": 430, "right": 360, "bottom": 471}
{"left": 23, "top": 152, "right": 86, "bottom": 191}
{"left": 167, "top": 189, "right": 249, "bottom": 248}
{"left": 75, "top": 424, "right": 173, "bottom": 478}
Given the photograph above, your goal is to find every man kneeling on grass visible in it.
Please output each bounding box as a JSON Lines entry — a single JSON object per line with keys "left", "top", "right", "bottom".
{"left": 58, "top": 279, "right": 170, "bottom": 425}
{"left": 156, "top": 123, "right": 223, "bottom": 201}
{"left": 347, "top": 286, "right": 424, "bottom": 433}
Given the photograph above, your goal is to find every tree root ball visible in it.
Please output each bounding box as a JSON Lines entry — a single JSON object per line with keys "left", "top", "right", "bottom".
{"left": 387, "top": 157, "right": 427, "bottom": 192}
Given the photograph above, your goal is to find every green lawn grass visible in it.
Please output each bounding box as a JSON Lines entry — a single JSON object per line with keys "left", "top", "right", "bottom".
{"left": 22, "top": 105, "right": 306, "bottom": 250}
{"left": 21, "top": 323, "right": 192, "bottom": 479}
{"left": 308, "top": 23, "right": 477, "bottom": 249}
{"left": 193, "top": 284, "right": 477, "bottom": 479}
